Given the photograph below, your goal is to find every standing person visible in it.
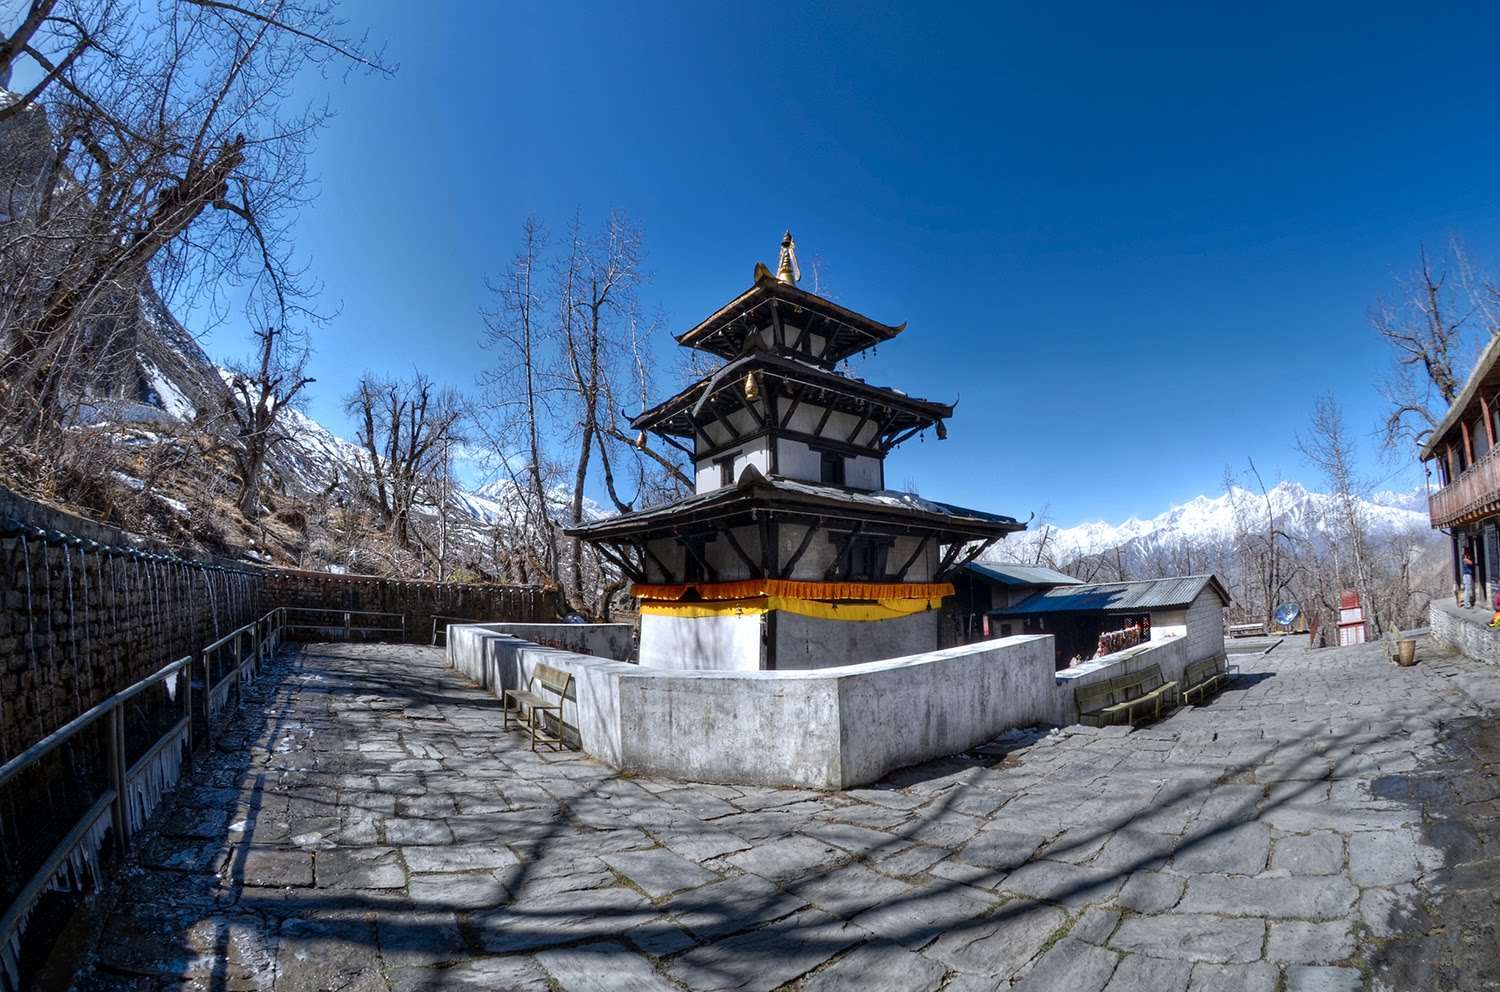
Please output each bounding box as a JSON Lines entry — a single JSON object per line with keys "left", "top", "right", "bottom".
{"left": 1462, "top": 546, "right": 1476, "bottom": 608}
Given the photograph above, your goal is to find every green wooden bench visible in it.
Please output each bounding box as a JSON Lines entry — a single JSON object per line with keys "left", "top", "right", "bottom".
{"left": 1182, "top": 654, "right": 1230, "bottom": 705}
{"left": 1074, "top": 663, "right": 1179, "bottom": 727}
{"left": 503, "top": 662, "right": 575, "bottom": 751}
{"left": 1075, "top": 679, "right": 1118, "bottom": 727}
{"left": 1100, "top": 663, "right": 1178, "bottom": 725}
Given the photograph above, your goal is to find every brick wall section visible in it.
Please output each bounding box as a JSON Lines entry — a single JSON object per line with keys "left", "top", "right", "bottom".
{"left": 1186, "top": 592, "right": 1228, "bottom": 662}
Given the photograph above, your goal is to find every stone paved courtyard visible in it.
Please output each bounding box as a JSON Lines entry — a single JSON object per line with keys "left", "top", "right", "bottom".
{"left": 69, "top": 630, "right": 1500, "bottom": 991}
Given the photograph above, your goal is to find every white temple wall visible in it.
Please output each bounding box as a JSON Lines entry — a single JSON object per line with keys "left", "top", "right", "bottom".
{"left": 773, "top": 610, "right": 938, "bottom": 669}
{"left": 777, "top": 438, "right": 882, "bottom": 489}
{"left": 694, "top": 440, "right": 773, "bottom": 493}
{"left": 638, "top": 612, "right": 762, "bottom": 671}
{"left": 786, "top": 529, "right": 839, "bottom": 580}
{"left": 889, "top": 535, "right": 935, "bottom": 582}
{"left": 769, "top": 322, "right": 827, "bottom": 359}
{"left": 782, "top": 406, "right": 881, "bottom": 448}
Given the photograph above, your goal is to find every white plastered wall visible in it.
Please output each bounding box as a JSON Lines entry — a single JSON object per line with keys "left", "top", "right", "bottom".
{"left": 638, "top": 612, "right": 762, "bottom": 671}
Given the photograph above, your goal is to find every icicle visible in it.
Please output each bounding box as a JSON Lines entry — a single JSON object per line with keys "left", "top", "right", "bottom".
{"left": 19, "top": 535, "right": 38, "bottom": 736}
{"left": 63, "top": 546, "right": 80, "bottom": 716}
{"left": 40, "top": 542, "right": 55, "bottom": 734}
{"left": 79, "top": 547, "right": 92, "bottom": 685}
{"left": 126, "top": 726, "right": 187, "bottom": 833}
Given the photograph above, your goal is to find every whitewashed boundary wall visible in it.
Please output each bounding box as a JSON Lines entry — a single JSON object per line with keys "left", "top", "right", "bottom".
{"left": 451, "top": 625, "right": 1197, "bottom": 789}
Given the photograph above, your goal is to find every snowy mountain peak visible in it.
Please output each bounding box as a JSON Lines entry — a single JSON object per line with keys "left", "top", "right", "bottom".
{"left": 990, "top": 483, "right": 1433, "bottom": 569}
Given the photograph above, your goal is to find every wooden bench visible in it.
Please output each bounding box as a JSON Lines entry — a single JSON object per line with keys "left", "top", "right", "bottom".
{"left": 1075, "top": 680, "right": 1118, "bottom": 727}
{"left": 1073, "top": 663, "right": 1179, "bottom": 727}
{"left": 1182, "top": 654, "right": 1229, "bottom": 705}
{"left": 1100, "top": 664, "right": 1178, "bottom": 725}
{"left": 503, "top": 663, "right": 574, "bottom": 751}
{"left": 1227, "top": 622, "right": 1267, "bottom": 638}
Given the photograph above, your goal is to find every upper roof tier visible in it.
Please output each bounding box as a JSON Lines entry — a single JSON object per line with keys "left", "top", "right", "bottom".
{"left": 676, "top": 265, "right": 908, "bottom": 368}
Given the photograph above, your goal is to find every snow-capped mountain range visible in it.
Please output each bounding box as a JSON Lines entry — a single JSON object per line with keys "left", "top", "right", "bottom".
{"left": 984, "top": 481, "right": 1436, "bottom": 569}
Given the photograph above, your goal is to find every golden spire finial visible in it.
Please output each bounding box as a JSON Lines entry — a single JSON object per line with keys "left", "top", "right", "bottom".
{"left": 776, "top": 230, "right": 801, "bottom": 285}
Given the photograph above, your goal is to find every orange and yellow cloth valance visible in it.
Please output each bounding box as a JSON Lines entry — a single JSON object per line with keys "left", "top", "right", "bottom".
{"left": 632, "top": 579, "right": 954, "bottom": 602}
{"left": 631, "top": 580, "right": 955, "bottom": 622}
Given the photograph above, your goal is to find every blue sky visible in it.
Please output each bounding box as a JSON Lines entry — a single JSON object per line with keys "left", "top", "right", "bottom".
{"left": 209, "top": 1, "right": 1500, "bottom": 527}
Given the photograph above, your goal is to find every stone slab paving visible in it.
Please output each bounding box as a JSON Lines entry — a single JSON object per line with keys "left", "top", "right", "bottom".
{"left": 69, "top": 632, "right": 1500, "bottom": 990}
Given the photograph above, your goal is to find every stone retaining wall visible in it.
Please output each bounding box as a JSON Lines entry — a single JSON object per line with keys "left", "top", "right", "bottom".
{"left": 0, "top": 489, "right": 259, "bottom": 760}
{"left": 255, "top": 571, "right": 559, "bottom": 645}
{"left": 1428, "top": 600, "right": 1500, "bottom": 665}
{"left": 0, "top": 486, "right": 562, "bottom": 756}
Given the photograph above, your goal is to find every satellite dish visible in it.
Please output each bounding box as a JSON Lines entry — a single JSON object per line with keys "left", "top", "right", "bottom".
{"left": 1274, "top": 602, "right": 1301, "bottom": 628}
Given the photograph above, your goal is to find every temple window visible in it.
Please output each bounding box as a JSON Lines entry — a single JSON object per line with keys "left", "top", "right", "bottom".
{"left": 820, "top": 451, "right": 845, "bottom": 486}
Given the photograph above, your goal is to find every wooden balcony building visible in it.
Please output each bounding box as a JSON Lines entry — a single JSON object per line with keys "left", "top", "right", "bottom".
{"left": 1419, "top": 335, "right": 1500, "bottom": 601}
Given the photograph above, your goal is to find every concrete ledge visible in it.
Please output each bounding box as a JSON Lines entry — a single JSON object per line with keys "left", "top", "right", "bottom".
{"left": 446, "top": 625, "right": 1203, "bottom": 790}
{"left": 457, "top": 621, "right": 632, "bottom": 662}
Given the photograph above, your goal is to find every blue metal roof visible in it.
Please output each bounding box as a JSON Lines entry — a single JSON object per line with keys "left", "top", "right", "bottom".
{"left": 989, "top": 574, "right": 1230, "bottom": 616}
{"left": 963, "top": 562, "right": 1084, "bottom": 588}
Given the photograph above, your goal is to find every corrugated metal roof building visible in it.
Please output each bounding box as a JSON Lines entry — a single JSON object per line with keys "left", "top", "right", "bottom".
{"left": 989, "top": 574, "right": 1230, "bottom": 670}
{"left": 946, "top": 561, "right": 1085, "bottom": 645}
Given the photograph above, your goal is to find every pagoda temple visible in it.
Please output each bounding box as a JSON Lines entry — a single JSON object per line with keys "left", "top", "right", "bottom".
{"left": 567, "top": 233, "right": 1024, "bottom": 670}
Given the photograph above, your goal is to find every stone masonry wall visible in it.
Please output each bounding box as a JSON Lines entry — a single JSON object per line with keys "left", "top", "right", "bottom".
{"left": 0, "top": 488, "right": 260, "bottom": 761}
{"left": 0, "top": 487, "right": 562, "bottom": 758}
{"left": 256, "top": 571, "right": 560, "bottom": 645}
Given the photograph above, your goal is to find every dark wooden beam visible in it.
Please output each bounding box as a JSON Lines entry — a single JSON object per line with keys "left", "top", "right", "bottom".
{"left": 949, "top": 539, "right": 995, "bottom": 577}
{"left": 721, "top": 526, "right": 762, "bottom": 578}
{"left": 655, "top": 431, "right": 695, "bottom": 458}
{"left": 881, "top": 424, "right": 924, "bottom": 451}
{"left": 676, "top": 529, "right": 719, "bottom": 582}
{"left": 734, "top": 380, "right": 767, "bottom": 430}
{"left": 708, "top": 398, "right": 742, "bottom": 440}
{"left": 846, "top": 404, "right": 874, "bottom": 445}
{"left": 778, "top": 382, "right": 807, "bottom": 429}
{"left": 632, "top": 538, "right": 676, "bottom": 583}
{"left": 790, "top": 319, "right": 812, "bottom": 354}
{"left": 783, "top": 519, "right": 822, "bottom": 576}
{"left": 759, "top": 513, "right": 775, "bottom": 578}
{"left": 934, "top": 540, "right": 966, "bottom": 579}
{"left": 891, "top": 535, "right": 933, "bottom": 582}
{"left": 822, "top": 522, "right": 864, "bottom": 581}
{"left": 770, "top": 300, "right": 786, "bottom": 350}
{"left": 595, "top": 542, "right": 645, "bottom": 584}
{"left": 813, "top": 400, "right": 836, "bottom": 438}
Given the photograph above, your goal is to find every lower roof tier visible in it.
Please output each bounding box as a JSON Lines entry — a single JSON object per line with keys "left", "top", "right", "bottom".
{"left": 567, "top": 473, "right": 1020, "bottom": 541}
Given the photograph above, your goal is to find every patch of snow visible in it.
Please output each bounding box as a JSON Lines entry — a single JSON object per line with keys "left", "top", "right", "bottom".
{"left": 112, "top": 472, "right": 145, "bottom": 491}
{"left": 140, "top": 358, "right": 196, "bottom": 420}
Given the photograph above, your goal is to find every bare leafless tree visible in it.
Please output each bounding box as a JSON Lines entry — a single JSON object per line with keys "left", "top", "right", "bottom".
{"left": 218, "top": 325, "right": 313, "bottom": 517}
{"left": 344, "top": 371, "right": 464, "bottom": 550}
{"left": 478, "top": 211, "right": 687, "bottom": 614}
{"left": 0, "top": 0, "right": 386, "bottom": 452}
{"left": 1298, "top": 393, "right": 1380, "bottom": 639}
{"left": 1373, "top": 240, "right": 1497, "bottom": 452}
{"left": 479, "top": 216, "right": 563, "bottom": 585}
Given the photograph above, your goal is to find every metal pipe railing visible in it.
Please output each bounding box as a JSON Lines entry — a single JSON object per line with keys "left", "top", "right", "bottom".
{"left": 280, "top": 606, "right": 405, "bottom": 641}
{"left": 0, "top": 602, "right": 394, "bottom": 991}
{"left": 431, "top": 615, "right": 488, "bottom": 647}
